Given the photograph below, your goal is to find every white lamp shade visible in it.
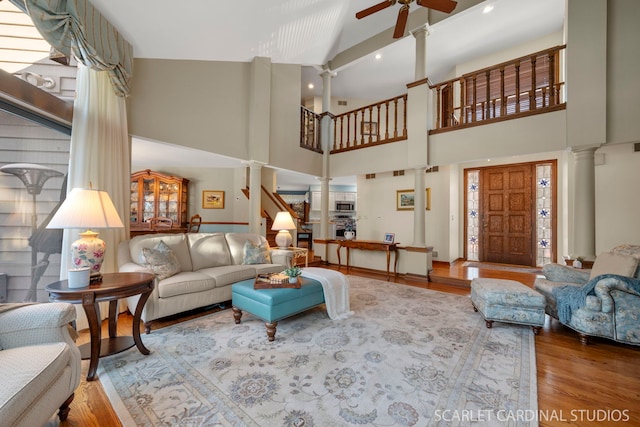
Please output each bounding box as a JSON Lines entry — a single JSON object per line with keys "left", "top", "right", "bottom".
{"left": 271, "top": 212, "right": 295, "bottom": 231}
{"left": 46, "top": 188, "right": 123, "bottom": 280}
{"left": 47, "top": 188, "right": 124, "bottom": 230}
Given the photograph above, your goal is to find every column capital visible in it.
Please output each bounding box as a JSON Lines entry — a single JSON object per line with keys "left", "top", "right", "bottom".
{"left": 242, "top": 160, "right": 267, "bottom": 170}
{"left": 317, "top": 177, "right": 333, "bottom": 183}
{"left": 568, "top": 144, "right": 601, "bottom": 154}
{"left": 410, "top": 23, "right": 431, "bottom": 38}
{"left": 320, "top": 69, "right": 337, "bottom": 78}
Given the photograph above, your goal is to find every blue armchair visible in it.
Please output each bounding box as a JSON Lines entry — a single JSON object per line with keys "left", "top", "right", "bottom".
{"left": 534, "top": 244, "right": 640, "bottom": 346}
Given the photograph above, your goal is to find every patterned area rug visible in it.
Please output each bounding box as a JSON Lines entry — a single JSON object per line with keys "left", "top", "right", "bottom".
{"left": 98, "top": 276, "right": 538, "bottom": 426}
{"left": 463, "top": 261, "right": 543, "bottom": 275}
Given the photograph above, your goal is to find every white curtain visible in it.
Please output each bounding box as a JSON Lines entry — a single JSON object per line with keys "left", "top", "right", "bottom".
{"left": 63, "top": 63, "right": 131, "bottom": 328}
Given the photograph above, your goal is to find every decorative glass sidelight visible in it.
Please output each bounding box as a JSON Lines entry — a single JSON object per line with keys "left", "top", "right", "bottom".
{"left": 536, "top": 163, "right": 553, "bottom": 266}
{"left": 466, "top": 170, "right": 480, "bottom": 261}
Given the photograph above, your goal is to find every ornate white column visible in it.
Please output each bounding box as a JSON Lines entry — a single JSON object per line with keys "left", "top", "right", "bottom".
{"left": 412, "top": 167, "right": 427, "bottom": 247}
{"left": 319, "top": 69, "right": 334, "bottom": 239}
{"left": 412, "top": 25, "right": 429, "bottom": 80}
{"left": 245, "top": 160, "right": 265, "bottom": 235}
{"left": 571, "top": 146, "right": 597, "bottom": 259}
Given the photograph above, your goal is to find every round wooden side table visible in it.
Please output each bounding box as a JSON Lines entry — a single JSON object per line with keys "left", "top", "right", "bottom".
{"left": 46, "top": 272, "right": 155, "bottom": 381}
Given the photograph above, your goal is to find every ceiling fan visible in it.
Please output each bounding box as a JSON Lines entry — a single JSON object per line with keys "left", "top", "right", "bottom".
{"left": 356, "top": 0, "right": 458, "bottom": 39}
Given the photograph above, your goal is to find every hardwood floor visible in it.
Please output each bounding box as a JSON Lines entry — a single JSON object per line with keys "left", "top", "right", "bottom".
{"left": 60, "top": 261, "right": 640, "bottom": 427}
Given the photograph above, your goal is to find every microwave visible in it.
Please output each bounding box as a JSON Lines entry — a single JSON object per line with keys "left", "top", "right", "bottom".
{"left": 336, "top": 201, "right": 355, "bottom": 212}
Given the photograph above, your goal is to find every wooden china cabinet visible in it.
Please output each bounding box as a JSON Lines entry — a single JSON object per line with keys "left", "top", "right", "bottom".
{"left": 130, "top": 170, "right": 189, "bottom": 235}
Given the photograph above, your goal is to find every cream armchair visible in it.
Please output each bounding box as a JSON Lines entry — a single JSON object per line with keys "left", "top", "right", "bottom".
{"left": 0, "top": 302, "right": 81, "bottom": 426}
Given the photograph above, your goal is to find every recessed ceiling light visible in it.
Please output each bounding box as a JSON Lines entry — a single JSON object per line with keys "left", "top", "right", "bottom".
{"left": 375, "top": 53, "right": 382, "bottom": 60}
{"left": 483, "top": 4, "right": 494, "bottom": 14}
{"left": 308, "top": 83, "right": 314, "bottom": 89}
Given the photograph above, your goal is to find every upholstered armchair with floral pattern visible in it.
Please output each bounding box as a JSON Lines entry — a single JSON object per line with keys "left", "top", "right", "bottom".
{"left": 534, "top": 244, "right": 640, "bottom": 346}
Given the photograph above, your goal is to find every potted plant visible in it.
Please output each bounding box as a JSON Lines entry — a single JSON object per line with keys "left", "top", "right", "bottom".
{"left": 284, "top": 266, "right": 302, "bottom": 283}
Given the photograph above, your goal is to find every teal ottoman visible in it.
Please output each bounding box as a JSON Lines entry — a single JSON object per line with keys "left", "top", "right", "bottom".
{"left": 232, "top": 277, "right": 325, "bottom": 341}
{"left": 470, "top": 278, "right": 545, "bottom": 334}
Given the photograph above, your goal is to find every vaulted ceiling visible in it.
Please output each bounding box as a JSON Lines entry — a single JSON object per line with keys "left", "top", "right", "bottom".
{"left": 90, "top": 0, "right": 564, "bottom": 189}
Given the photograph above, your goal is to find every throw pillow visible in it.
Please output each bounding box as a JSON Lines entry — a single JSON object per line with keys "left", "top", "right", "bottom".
{"left": 589, "top": 252, "right": 639, "bottom": 280}
{"left": 140, "top": 240, "right": 181, "bottom": 280}
{"left": 242, "top": 240, "right": 272, "bottom": 265}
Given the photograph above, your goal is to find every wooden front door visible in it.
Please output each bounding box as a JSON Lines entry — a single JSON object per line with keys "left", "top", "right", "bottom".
{"left": 480, "top": 164, "right": 534, "bottom": 265}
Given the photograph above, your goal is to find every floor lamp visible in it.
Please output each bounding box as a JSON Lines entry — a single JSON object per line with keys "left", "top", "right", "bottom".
{"left": 1, "top": 163, "right": 64, "bottom": 301}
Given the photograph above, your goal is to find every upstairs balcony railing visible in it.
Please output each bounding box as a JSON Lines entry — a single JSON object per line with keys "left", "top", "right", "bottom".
{"left": 429, "top": 45, "right": 566, "bottom": 134}
{"left": 300, "top": 45, "right": 566, "bottom": 151}
{"left": 331, "top": 94, "right": 407, "bottom": 153}
{"left": 300, "top": 95, "right": 408, "bottom": 154}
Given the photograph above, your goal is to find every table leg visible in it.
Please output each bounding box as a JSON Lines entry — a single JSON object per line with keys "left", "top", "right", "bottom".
{"left": 337, "top": 245, "right": 342, "bottom": 267}
{"left": 386, "top": 247, "right": 391, "bottom": 279}
{"left": 108, "top": 300, "right": 118, "bottom": 338}
{"left": 346, "top": 247, "right": 350, "bottom": 270}
{"left": 81, "top": 293, "right": 101, "bottom": 381}
{"left": 393, "top": 249, "right": 399, "bottom": 275}
{"left": 132, "top": 286, "right": 152, "bottom": 355}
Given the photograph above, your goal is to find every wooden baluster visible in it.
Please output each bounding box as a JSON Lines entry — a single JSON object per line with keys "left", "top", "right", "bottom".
{"left": 384, "top": 101, "right": 390, "bottom": 139}
{"left": 485, "top": 70, "right": 491, "bottom": 119}
{"left": 402, "top": 94, "right": 407, "bottom": 137}
{"left": 460, "top": 78, "right": 465, "bottom": 124}
{"left": 339, "top": 116, "right": 344, "bottom": 149}
{"left": 360, "top": 110, "right": 365, "bottom": 145}
{"left": 436, "top": 85, "right": 442, "bottom": 129}
{"left": 346, "top": 114, "right": 351, "bottom": 148}
{"left": 531, "top": 56, "right": 537, "bottom": 110}
{"left": 515, "top": 61, "right": 521, "bottom": 114}
{"left": 367, "top": 106, "right": 373, "bottom": 144}
{"left": 471, "top": 75, "right": 477, "bottom": 122}
{"left": 549, "top": 51, "right": 556, "bottom": 106}
{"left": 353, "top": 111, "right": 358, "bottom": 147}
{"left": 393, "top": 98, "right": 399, "bottom": 138}
{"left": 500, "top": 67, "right": 505, "bottom": 117}
{"left": 375, "top": 104, "right": 381, "bottom": 142}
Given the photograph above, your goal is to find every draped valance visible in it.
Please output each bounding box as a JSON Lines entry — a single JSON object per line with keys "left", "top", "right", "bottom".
{"left": 10, "top": 0, "right": 133, "bottom": 97}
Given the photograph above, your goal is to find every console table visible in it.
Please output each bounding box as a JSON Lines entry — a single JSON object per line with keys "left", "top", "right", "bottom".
{"left": 45, "top": 272, "right": 155, "bottom": 381}
{"left": 336, "top": 239, "right": 399, "bottom": 279}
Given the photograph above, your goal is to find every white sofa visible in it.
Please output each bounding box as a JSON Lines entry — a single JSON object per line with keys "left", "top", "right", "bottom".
{"left": 118, "top": 232, "right": 292, "bottom": 332}
{"left": 0, "top": 302, "right": 81, "bottom": 426}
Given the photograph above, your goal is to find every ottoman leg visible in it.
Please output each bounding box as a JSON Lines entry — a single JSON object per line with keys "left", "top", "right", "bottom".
{"left": 532, "top": 326, "right": 541, "bottom": 335}
{"left": 232, "top": 307, "right": 243, "bottom": 324}
{"left": 485, "top": 320, "right": 493, "bottom": 329}
{"left": 265, "top": 321, "right": 278, "bottom": 341}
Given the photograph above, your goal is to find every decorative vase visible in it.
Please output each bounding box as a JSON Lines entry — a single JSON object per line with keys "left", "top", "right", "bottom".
{"left": 344, "top": 231, "right": 355, "bottom": 240}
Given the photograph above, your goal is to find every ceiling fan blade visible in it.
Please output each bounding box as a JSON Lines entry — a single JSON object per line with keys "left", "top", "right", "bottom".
{"left": 356, "top": 0, "right": 396, "bottom": 19}
{"left": 416, "top": 0, "right": 457, "bottom": 14}
{"left": 393, "top": 4, "right": 409, "bottom": 38}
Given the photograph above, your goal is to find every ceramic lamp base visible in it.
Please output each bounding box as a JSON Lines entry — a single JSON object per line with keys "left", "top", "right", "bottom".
{"left": 71, "top": 230, "right": 105, "bottom": 277}
{"left": 275, "top": 230, "right": 292, "bottom": 249}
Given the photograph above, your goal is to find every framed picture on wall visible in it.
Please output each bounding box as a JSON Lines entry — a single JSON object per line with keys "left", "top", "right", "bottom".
{"left": 396, "top": 189, "right": 414, "bottom": 210}
{"left": 362, "top": 121, "right": 378, "bottom": 136}
{"left": 202, "top": 190, "right": 225, "bottom": 209}
{"left": 383, "top": 233, "right": 395, "bottom": 244}
{"left": 396, "top": 188, "right": 431, "bottom": 210}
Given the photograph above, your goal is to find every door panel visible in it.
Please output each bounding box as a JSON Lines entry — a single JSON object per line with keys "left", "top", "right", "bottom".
{"left": 481, "top": 165, "right": 534, "bottom": 265}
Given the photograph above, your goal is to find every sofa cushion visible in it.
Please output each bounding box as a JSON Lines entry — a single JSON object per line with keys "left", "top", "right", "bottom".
{"left": 187, "top": 233, "right": 232, "bottom": 270}
{"left": 140, "top": 240, "right": 181, "bottom": 280}
{"left": 225, "top": 233, "right": 268, "bottom": 265}
{"left": 129, "top": 233, "right": 193, "bottom": 272}
{"left": 589, "top": 252, "right": 639, "bottom": 280}
{"left": 198, "top": 265, "right": 258, "bottom": 287}
{"left": 242, "top": 240, "right": 272, "bottom": 264}
{"left": 0, "top": 343, "right": 69, "bottom": 423}
{"left": 156, "top": 272, "right": 216, "bottom": 299}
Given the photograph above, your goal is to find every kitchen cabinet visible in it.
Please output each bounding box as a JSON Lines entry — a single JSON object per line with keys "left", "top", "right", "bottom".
{"left": 130, "top": 169, "right": 189, "bottom": 232}
{"left": 311, "top": 191, "right": 357, "bottom": 211}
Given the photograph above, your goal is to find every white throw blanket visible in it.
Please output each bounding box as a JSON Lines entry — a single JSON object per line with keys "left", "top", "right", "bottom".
{"left": 301, "top": 267, "right": 353, "bottom": 320}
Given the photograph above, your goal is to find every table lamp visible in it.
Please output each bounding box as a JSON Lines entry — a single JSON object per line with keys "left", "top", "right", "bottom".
{"left": 47, "top": 187, "right": 124, "bottom": 284}
{"left": 271, "top": 211, "right": 296, "bottom": 249}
